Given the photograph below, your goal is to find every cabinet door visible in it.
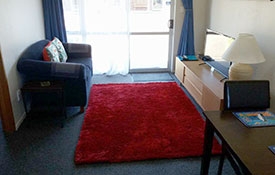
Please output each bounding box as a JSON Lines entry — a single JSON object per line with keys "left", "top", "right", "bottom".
{"left": 183, "top": 68, "right": 203, "bottom": 107}
{"left": 202, "top": 86, "right": 222, "bottom": 111}
{"left": 184, "top": 78, "right": 203, "bottom": 107}
{"left": 175, "top": 58, "right": 184, "bottom": 83}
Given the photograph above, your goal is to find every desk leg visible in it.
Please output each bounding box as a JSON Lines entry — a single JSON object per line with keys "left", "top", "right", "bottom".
{"left": 21, "top": 90, "right": 28, "bottom": 115}
{"left": 60, "top": 90, "right": 66, "bottom": 128}
{"left": 21, "top": 90, "right": 31, "bottom": 127}
{"left": 200, "top": 118, "right": 215, "bottom": 175}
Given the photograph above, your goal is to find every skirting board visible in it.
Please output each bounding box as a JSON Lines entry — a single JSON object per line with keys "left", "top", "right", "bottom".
{"left": 15, "top": 112, "right": 26, "bottom": 130}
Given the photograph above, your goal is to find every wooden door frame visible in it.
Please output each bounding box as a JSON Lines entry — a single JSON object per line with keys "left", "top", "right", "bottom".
{"left": 0, "top": 48, "right": 16, "bottom": 133}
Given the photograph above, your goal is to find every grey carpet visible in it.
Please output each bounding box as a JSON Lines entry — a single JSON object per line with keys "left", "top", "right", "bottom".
{"left": 131, "top": 72, "right": 174, "bottom": 82}
{"left": 92, "top": 74, "right": 134, "bottom": 84}
{"left": 0, "top": 73, "right": 234, "bottom": 175}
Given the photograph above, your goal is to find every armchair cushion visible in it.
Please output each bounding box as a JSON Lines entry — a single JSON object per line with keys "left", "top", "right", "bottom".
{"left": 52, "top": 37, "right": 68, "bottom": 62}
{"left": 18, "top": 60, "right": 86, "bottom": 80}
{"left": 63, "top": 43, "right": 91, "bottom": 59}
{"left": 43, "top": 41, "right": 60, "bottom": 62}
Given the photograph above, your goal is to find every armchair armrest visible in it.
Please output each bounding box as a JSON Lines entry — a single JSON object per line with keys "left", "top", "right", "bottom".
{"left": 63, "top": 43, "right": 92, "bottom": 59}
{"left": 17, "top": 59, "right": 86, "bottom": 80}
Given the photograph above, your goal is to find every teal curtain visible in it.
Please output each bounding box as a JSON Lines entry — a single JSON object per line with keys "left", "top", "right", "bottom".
{"left": 42, "top": 0, "right": 67, "bottom": 42}
{"left": 177, "top": 0, "right": 195, "bottom": 56}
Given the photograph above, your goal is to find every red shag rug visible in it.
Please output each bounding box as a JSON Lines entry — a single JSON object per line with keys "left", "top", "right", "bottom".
{"left": 74, "top": 82, "right": 221, "bottom": 164}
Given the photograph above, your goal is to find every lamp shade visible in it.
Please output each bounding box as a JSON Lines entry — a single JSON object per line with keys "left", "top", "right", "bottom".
{"left": 222, "top": 33, "right": 265, "bottom": 64}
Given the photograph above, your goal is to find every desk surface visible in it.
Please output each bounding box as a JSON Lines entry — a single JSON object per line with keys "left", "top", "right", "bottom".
{"left": 205, "top": 111, "right": 275, "bottom": 175}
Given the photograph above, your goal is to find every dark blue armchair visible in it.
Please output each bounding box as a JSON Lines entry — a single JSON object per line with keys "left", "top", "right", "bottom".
{"left": 17, "top": 40, "right": 93, "bottom": 112}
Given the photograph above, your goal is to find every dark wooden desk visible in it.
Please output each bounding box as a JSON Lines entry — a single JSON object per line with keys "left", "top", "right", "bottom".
{"left": 201, "top": 111, "right": 275, "bottom": 175}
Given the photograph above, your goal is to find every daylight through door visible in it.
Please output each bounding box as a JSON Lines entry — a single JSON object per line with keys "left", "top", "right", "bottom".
{"left": 129, "top": 0, "right": 171, "bottom": 72}
{"left": 63, "top": 0, "right": 172, "bottom": 75}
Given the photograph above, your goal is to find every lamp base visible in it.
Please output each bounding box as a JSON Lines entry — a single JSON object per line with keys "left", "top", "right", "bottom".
{"left": 229, "top": 63, "right": 253, "bottom": 80}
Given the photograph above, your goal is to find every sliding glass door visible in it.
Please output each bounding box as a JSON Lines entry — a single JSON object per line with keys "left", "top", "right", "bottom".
{"left": 129, "top": 0, "right": 171, "bottom": 72}
{"left": 63, "top": 0, "right": 173, "bottom": 75}
{"left": 63, "top": 0, "right": 130, "bottom": 75}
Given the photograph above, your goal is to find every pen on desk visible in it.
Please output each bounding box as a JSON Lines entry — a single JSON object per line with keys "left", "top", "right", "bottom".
{"left": 257, "top": 113, "right": 266, "bottom": 122}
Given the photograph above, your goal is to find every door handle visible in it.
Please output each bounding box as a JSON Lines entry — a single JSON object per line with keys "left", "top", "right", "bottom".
{"left": 168, "top": 19, "right": 173, "bottom": 29}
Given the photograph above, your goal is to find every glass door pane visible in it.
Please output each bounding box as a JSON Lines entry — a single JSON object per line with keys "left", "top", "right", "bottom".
{"left": 63, "top": 0, "right": 172, "bottom": 74}
{"left": 129, "top": 0, "right": 171, "bottom": 71}
{"left": 130, "top": 35, "right": 169, "bottom": 69}
{"left": 63, "top": 0, "right": 130, "bottom": 75}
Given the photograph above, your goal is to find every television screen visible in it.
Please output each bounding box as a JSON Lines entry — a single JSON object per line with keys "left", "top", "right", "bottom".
{"left": 204, "top": 29, "right": 235, "bottom": 61}
{"left": 203, "top": 29, "right": 235, "bottom": 78}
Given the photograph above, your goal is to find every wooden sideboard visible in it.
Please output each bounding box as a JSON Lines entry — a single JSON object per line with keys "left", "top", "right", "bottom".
{"left": 175, "top": 57, "right": 225, "bottom": 111}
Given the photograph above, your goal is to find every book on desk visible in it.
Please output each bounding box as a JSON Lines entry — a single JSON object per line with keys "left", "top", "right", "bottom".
{"left": 233, "top": 111, "right": 275, "bottom": 127}
{"left": 178, "top": 55, "right": 198, "bottom": 61}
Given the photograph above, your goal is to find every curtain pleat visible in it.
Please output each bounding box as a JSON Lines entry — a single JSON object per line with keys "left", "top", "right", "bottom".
{"left": 177, "top": 0, "right": 195, "bottom": 56}
{"left": 42, "top": 0, "right": 67, "bottom": 42}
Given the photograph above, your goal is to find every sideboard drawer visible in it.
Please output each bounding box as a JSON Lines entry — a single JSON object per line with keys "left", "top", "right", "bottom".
{"left": 175, "top": 60, "right": 224, "bottom": 111}
{"left": 175, "top": 57, "right": 184, "bottom": 83}
{"left": 185, "top": 68, "right": 203, "bottom": 92}
{"left": 184, "top": 76, "right": 203, "bottom": 107}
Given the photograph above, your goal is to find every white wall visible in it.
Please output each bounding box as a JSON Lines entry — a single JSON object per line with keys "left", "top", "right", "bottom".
{"left": 193, "top": 0, "right": 208, "bottom": 55}
{"left": 0, "top": 0, "right": 45, "bottom": 129}
{"left": 207, "top": 0, "right": 275, "bottom": 111}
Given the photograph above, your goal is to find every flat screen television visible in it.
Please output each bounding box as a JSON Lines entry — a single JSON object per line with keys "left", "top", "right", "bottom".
{"left": 202, "top": 28, "right": 235, "bottom": 79}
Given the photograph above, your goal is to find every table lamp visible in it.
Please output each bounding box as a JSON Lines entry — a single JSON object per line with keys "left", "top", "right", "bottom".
{"left": 222, "top": 33, "right": 265, "bottom": 80}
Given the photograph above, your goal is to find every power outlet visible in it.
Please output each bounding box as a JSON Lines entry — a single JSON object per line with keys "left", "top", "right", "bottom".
{"left": 17, "top": 89, "right": 21, "bottom": 101}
